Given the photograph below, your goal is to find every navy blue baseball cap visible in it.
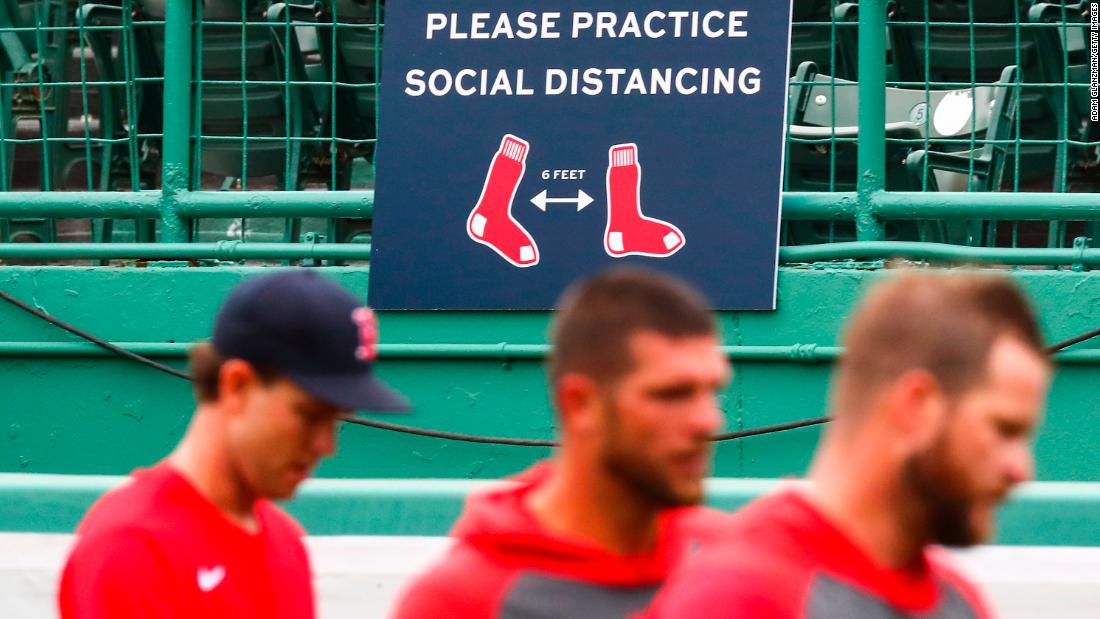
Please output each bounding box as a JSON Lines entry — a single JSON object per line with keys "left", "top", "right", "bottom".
{"left": 212, "top": 270, "right": 411, "bottom": 413}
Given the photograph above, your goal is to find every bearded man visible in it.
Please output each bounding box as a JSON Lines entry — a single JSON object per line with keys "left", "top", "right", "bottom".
{"left": 645, "top": 272, "right": 1051, "bottom": 619}
{"left": 394, "top": 267, "right": 732, "bottom": 619}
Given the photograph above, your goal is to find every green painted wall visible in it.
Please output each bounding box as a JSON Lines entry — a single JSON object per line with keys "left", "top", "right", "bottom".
{"left": 1, "top": 265, "right": 1099, "bottom": 481}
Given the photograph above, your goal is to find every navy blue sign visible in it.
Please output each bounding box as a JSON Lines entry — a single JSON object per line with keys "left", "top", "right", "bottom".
{"left": 370, "top": 1, "right": 792, "bottom": 309}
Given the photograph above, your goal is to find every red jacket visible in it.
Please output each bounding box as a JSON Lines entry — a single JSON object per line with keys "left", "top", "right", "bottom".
{"left": 392, "top": 464, "right": 731, "bottom": 619}
{"left": 59, "top": 465, "right": 313, "bottom": 619}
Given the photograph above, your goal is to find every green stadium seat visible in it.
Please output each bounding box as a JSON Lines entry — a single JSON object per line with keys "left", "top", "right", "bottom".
{"left": 1022, "top": 2, "right": 1100, "bottom": 246}
{"left": 903, "top": 65, "right": 1022, "bottom": 192}
{"left": 265, "top": 0, "right": 347, "bottom": 186}
{"left": 265, "top": 0, "right": 380, "bottom": 244}
{"left": 786, "top": 61, "right": 1021, "bottom": 245}
{"left": 133, "top": 0, "right": 331, "bottom": 243}
{"left": 787, "top": 64, "right": 919, "bottom": 193}
{"left": 1027, "top": 2, "right": 1100, "bottom": 187}
{"left": 327, "top": 0, "right": 381, "bottom": 166}
{"left": 188, "top": 1, "right": 304, "bottom": 190}
{"left": 790, "top": 0, "right": 859, "bottom": 80}
{"left": 786, "top": 61, "right": 939, "bottom": 244}
{"left": 904, "top": 65, "right": 1022, "bottom": 246}
{"left": 325, "top": 0, "right": 382, "bottom": 244}
{"left": 264, "top": 1, "right": 372, "bottom": 254}
{"left": 0, "top": 0, "right": 71, "bottom": 242}
{"left": 76, "top": 1, "right": 160, "bottom": 243}
{"left": 889, "top": 0, "right": 1052, "bottom": 186}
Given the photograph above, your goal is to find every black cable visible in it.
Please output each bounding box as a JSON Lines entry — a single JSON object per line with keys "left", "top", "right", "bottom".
{"left": 0, "top": 287, "right": 191, "bottom": 380}
{"left": 1046, "top": 326, "right": 1100, "bottom": 354}
{"left": 713, "top": 416, "right": 831, "bottom": 440}
{"left": 1, "top": 286, "right": 1097, "bottom": 447}
{"left": 340, "top": 416, "right": 558, "bottom": 447}
{"left": 342, "top": 414, "right": 834, "bottom": 447}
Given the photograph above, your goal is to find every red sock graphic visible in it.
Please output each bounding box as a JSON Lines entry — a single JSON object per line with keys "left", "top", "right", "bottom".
{"left": 604, "top": 144, "right": 685, "bottom": 258}
{"left": 467, "top": 135, "right": 539, "bottom": 267}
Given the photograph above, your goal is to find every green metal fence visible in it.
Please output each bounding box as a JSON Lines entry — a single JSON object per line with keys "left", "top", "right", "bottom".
{"left": 0, "top": 0, "right": 382, "bottom": 247}
{"left": 783, "top": 0, "right": 1100, "bottom": 249}
{"left": 0, "top": 0, "right": 1100, "bottom": 262}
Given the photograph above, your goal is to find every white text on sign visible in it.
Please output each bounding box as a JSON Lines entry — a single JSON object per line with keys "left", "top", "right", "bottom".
{"left": 426, "top": 11, "right": 750, "bottom": 40}
{"left": 410, "top": 8, "right": 762, "bottom": 99}
{"left": 542, "top": 169, "right": 588, "bottom": 180}
{"left": 405, "top": 67, "right": 762, "bottom": 97}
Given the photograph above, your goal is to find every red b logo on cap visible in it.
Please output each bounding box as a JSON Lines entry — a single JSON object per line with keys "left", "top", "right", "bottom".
{"left": 351, "top": 307, "right": 379, "bottom": 361}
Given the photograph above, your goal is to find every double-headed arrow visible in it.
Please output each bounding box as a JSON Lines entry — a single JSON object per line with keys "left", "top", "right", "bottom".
{"left": 531, "top": 189, "right": 595, "bottom": 212}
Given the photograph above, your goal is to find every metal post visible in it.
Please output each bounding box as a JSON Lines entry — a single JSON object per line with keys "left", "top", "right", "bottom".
{"left": 856, "top": 0, "right": 886, "bottom": 241}
{"left": 159, "top": 0, "right": 193, "bottom": 243}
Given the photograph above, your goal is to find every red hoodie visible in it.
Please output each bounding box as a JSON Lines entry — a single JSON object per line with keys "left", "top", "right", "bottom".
{"left": 643, "top": 490, "right": 993, "bottom": 619}
{"left": 392, "top": 464, "right": 730, "bottom": 619}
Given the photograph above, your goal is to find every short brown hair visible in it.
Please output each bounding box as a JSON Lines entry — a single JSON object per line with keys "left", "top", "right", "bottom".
{"left": 549, "top": 267, "right": 717, "bottom": 386}
{"left": 188, "top": 343, "right": 276, "bottom": 402}
{"left": 832, "top": 271, "right": 1045, "bottom": 417}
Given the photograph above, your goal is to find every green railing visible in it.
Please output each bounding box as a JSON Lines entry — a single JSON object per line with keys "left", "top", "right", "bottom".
{"left": 0, "top": 0, "right": 383, "bottom": 246}
{"left": 785, "top": 1, "right": 1100, "bottom": 248}
{"left": 1, "top": 0, "right": 1100, "bottom": 261}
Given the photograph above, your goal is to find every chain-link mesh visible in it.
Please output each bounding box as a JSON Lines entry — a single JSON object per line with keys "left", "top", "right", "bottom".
{"left": 0, "top": 0, "right": 1098, "bottom": 252}
{"left": 784, "top": 0, "right": 1100, "bottom": 249}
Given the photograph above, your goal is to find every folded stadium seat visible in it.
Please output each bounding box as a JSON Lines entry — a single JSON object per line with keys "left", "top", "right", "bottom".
{"left": 76, "top": 2, "right": 162, "bottom": 244}
{"left": 889, "top": 0, "right": 1052, "bottom": 188}
{"left": 266, "top": 1, "right": 368, "bottom": 261}
{"left": 789, "top": 0, "right": 859, "bottom": 80}
{"left": 262, "top": 0, "right": 379, "bottom": 246}
{"left": 903, "top": 66, "right": 1022, "bottom": 246}
{"left": 0, "top": 0, "right": 71, "bottom": 243}
{"left": 1028, "top": 2, "right": 1100, "bottom": 185}
{"left": 327, "top": 0, "right": 380, "bottom": 168}
{"left": 323, "top": 0, "right": 382, "bottom": 244}
{"left": 1027, "top": 2, "right": 1100, "bottom": 246}
{"left": 266, "top": 0, "right": 336, "bottom": 185}
{"left": 137, "top": 0, "right": 326, "bottom": 244}
{"left": 785, "top": 61, "right": 1021, "bottom": 246}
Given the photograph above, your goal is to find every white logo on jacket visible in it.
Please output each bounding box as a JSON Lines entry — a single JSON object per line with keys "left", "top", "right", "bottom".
{"left": 197, "top": 565, "right": 226, "bottom": 592}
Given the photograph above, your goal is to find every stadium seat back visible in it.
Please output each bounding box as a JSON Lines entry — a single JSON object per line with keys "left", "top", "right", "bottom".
{"left": 890, "top": 0, "right": 1050, "bottom": 185}
{"left": 790, "top": 0, "right": 858, "bottom": 80}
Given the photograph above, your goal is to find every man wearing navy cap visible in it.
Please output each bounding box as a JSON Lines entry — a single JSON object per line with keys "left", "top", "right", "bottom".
{"left": 59, "top": 270, "right": 409, "bottom": 619}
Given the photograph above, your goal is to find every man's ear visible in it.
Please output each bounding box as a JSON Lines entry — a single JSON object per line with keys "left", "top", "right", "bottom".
{"left": 217, "top": 359, "right": 261, "bottom": 413}
{"left": 554, "top": 372, "right": 602, "bottom": 435}
{"left": 883, "top": 368, "right": 948, "bottom": 452}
